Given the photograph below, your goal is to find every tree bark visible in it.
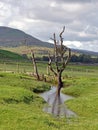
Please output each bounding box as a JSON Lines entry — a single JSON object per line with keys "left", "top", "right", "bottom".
{"left": 31, "top": 50, "right": 40, "bottom": 80}
{"left": 57, "top": 72, "right": 63, "bottom": 96}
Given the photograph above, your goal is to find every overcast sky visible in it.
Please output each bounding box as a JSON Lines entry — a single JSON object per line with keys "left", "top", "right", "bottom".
{"left": 0, "top": 0, "right": 98, "bottom": 52}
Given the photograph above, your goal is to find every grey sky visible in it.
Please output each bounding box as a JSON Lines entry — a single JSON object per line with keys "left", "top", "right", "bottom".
{"left": 0, "top": 0, "right": 98, "bottom": 51}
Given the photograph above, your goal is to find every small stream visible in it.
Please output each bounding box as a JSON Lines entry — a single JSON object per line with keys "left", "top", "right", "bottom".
{"left": 40, "top": 86, "right": 77, "bottom": 118}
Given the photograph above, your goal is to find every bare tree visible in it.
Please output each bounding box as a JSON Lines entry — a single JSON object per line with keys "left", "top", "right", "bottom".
{"left": 48, "top": 26, "right": 71, "bottom": 96}
{"left": 31, "top": 50, "right": 40, "bottom": 80}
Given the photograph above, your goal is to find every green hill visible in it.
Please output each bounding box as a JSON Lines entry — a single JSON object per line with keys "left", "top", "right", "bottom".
{"left": 0, "top": 49, "right": 28, "bottom": 62}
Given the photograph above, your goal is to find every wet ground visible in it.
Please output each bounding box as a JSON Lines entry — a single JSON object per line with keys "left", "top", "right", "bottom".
{"left": 40, "top": 86, "right": 77, "bottom": 117}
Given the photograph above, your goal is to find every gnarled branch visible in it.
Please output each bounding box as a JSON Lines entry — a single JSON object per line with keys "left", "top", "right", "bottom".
{"left": 59, "top": 26, "right": 65, "bottom": 47}
{"left": 48, "top": 53, "right": 57, "bottom": 76}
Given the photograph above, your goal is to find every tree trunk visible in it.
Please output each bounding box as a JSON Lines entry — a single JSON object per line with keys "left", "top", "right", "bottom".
{"left": 34, "top": 62, "right": 40, "bottom": 80}
{"left": 57, "top": 72, "right": 63, "bottom": 96}
{"left": 31, "top": 51, "right": 40, "bottom": 80}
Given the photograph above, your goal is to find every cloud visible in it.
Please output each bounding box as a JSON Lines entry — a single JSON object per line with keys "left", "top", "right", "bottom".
{"left": 64, "top": 41, "right": 82, "bottom": 48}
{"left": 54, "top": 0, "right": 98, "bottom": 3}
{"left": 8, "top": 21, "right": 27, "bottom": 30}
{"left": 0, "top": 0, "right": 98, "bottom": 51}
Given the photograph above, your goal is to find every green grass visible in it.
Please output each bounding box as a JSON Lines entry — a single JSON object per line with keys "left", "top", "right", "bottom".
{"left": 0, "top": 72, "right": 76, "bottom": 130}
{"left": 0, "top": 49, "right": 28, "bottom": 62}
{"left": 62, "top": 71, "right": 98, "bottom": 130}
{"left": 0, "top": 72, "right": 50, "bottom": 92}
{"left": 0, "top": 62, "right": 98, "bottom": 129}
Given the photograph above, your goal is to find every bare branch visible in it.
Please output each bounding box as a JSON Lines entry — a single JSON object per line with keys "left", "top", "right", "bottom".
{"left": 53, "top": 33, "right": 57, "bottom": 55}
{"left": 60, "top": 26, "right": 65, "bottom": 37}
{"left": 48, "top": 26, "right": 71, "bottom": 96}
{"left": 59, "top": 26, "right": 65, "bottom": 46}
{"left": 48, "top": 53, "right": 57, "bottom": 76}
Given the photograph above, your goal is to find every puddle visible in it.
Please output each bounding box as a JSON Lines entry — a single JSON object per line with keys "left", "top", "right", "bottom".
{"left": 40, "top": 86, "right": 77, "bottom": 118}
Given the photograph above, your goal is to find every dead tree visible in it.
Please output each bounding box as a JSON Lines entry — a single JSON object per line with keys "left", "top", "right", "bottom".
{"left": 48, "top": 26, "right": 71, "bottom": 96}
{"left": 31, "top": 50, "right": 40, "bottom": 80}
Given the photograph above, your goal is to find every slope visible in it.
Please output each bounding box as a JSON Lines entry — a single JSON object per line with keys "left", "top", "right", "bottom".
{"left": 0, "top": 49, "right": 28, "bottom": 61}
{"left": 0, "top": 26, "right": 53, "bottom": 48}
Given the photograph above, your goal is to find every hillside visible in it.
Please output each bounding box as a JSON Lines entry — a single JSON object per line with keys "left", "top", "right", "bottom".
{"left": 0, "top": 49, "right": 28, "bottom": 61}
{"left": 71, "top": 48, "right": 98, "bottom": 56}
{"left": 0, "top": 26, "right": 53, "bottom": 48}
{"left": 0, "top": 26, "right": 98, "bottom": 56}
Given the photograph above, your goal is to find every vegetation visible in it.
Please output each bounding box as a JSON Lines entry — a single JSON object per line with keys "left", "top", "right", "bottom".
{"left": 70, "top": 54, "right": 98, "bottom": 63}
{"left": 62, "top": 71, "right": 98, "bottom": 130}
{"left": 1, "top": 46, "right": 98, "bottom": 64}
{"left": 0, "top": 46, "right": 98, "bottom": 129}
{"left": 0, "top": 72, "right": 52, "bottom": 130}
{"left": 0, "top": 49, "right": 28, "bottom": 62}
{"left": 0, "top": 61, "right": 98, "bottom": 129}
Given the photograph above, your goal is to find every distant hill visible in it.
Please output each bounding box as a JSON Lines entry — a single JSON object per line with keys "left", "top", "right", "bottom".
{"left": 71, "top": 48, "right": 98, "bottom": 56}
{"left": 0, "top": 26, "right": 98, "bottom": 56}
{"left": 0, "top": 26, "right": 53, "bottom": 48}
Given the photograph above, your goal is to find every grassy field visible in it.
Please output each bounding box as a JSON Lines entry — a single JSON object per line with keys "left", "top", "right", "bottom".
{"left": 0, "top": 60, "right": 98, "bottom": 129}
{"left": 1, "top": 46, "right": 52, "bottom": 55}
{"left": 62, "top": 66, "right": 98, "bottom": 130}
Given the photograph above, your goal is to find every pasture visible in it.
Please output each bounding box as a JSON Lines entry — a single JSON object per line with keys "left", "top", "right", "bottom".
{"left": 0, "top": 60, "right": 98, "bottom": 130}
